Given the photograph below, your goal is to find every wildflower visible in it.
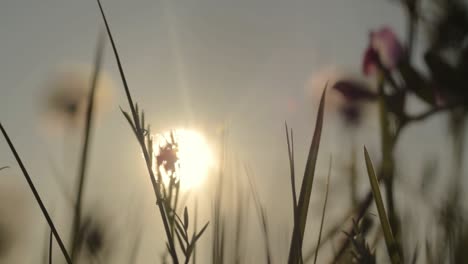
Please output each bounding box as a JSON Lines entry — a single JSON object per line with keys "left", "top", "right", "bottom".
{"left": 41, "top": 65, "right": 114, "bottom": 133}
{"left": 308, "top": 67, "right": 377, "bottom": 126}
{"left": 363, "top": 27, "right": 404, "bottom": 75}
{"left": 332, "top": 80, "right": 377, "bottom": 126}
{"left": 76, "top": 212, "right": 114, "bottom": 261}
{"left": 333, "top": 80, "right": 378, "bottom": 102}
{"left": 156, "top": 141, "right": 179, "bottom": 174}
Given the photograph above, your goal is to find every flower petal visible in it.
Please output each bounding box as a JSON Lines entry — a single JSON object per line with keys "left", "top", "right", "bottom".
{"left": 333, "top": 80, "right": 378, "bottom": 102}
{"left": 370, "top": 27, "right": 404, "bottom": 69}
{"left": 362, "top": 46, "right": 380, "bottom": 75}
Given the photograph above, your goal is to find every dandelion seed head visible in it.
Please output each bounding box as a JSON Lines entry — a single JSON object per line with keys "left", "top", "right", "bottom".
{"left": 40, "top": 64, "right": 115, "bottom": 134}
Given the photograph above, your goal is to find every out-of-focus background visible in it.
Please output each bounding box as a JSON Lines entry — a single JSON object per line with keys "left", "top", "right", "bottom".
{"left": 0, "top": 0, "right": 466, "bottom": 263}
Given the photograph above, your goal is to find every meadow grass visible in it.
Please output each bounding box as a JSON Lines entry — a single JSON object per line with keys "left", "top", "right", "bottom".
{"left": 1, "top": 0, "right": 468, "bottom": 263}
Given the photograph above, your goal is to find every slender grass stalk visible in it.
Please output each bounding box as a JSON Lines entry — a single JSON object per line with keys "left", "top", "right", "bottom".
{"left": 246, "top": 165, "right": 272, "bottom": 264}
{"left": 234, "top": 185, "right": 248, "bottom": 264}
{"left": 0, "top": 166, "right": 9, "bottom": 171}
{"left": 303, "top": 205, "right": 355, "bottom": 262}
{"left": 0, "top": 123, "right": 72, "bottom": 264}
{"left": 285, "top": 122, "right": 297, "bottom": 215}
{"left": 376, "top": 74, "right": 402, "bottom": 256}
{"left": 364, "top": 146, "right": 401, "bottom": 264}
{"left": 70, "top": 29, "right": 106, "bottom": 261}
{"left": 49, "top": 229, "right": 53, "bottom": 264}
{"left": 96, "top": 1, "right": 179, "bottom": 262}
{"left": 313, "top": 156, "right": 332, "bottom": 264}
{"left": 192, "top": 199, "right": 198, "bottom": 264}
{"left": 288, "top": 86, "right": 326, "bottom": 264}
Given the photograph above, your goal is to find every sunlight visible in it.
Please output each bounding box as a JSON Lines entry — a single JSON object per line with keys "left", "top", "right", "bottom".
{"left": 153, "top": 129, "right": 215, "bottom": 191}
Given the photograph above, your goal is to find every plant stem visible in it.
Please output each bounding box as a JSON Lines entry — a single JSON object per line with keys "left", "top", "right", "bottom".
{"left": 377, "top": 76, "right": 402, "bottom": 258}
{"left": 0, "top": 123, "right": 72, "bottom": 264}
{"left": 96, "top": 1, "right": 179, "bottom": 262}
{"left": 70, "top": 30, "right": 106, "bottom": 260}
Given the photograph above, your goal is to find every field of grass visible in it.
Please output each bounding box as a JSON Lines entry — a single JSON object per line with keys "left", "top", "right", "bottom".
{"left": 1, "top": 0, "right": 468, "bottom": 263}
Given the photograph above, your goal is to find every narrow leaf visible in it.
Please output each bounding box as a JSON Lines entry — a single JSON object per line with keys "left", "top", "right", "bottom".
{"left": 175, "top": 228, "right": 187, "bottom": 255}
{"left": 194, "top": 222, "right": 209, "bottom": 243}
{"left": 364, "top": 146, "right": 401, "bottom": 264}
{"left": 49, "top": 229, "right": 53, "bottom": 264}
{"left": 313, "top": 156, "right": 332, "bottom": 264}
{"left": 0, "top": 123, "right": 72, "bottom": 264}
{"left": 288, "top": 85, "right": 326, "bottom": 264}
{"left": 184, "top": 207, "right": 189, "bottom": 230}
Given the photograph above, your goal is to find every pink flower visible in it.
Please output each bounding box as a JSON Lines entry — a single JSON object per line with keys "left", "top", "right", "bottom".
{"left": 363, "top": 27, "right": 404, "bottom": 75}
{"left": 332, "top": 80, "right": 377, "bottom": 126}
{"left": 362, "top": 47, "right": 380, "bottom": 75}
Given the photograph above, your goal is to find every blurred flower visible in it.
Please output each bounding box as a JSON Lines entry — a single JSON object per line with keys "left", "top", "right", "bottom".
{"left": 363, "top": 27, "right": 404, "bottom": 75}
{"left": 307, "top": 66, "right": 377, "bottom": 126}
{"left": 362, "top": 47, "right": 380, "bottom": 76}
{"left": 77, "top": 213, "right": 114, "bottom": 261}
{"left": 332, "top": 80, "right": 377, "bottom": 126}
{"left": 333, "top": 80, "right": 378, "bottom": 102}
{"left": 41, "top": 65, "right": 114, "bottom": 133}
{"left": 153, "top": 131, "right": 181, "bottom": 188}
{"left": 156, "top": 139, "right": 179, "bottom": 175}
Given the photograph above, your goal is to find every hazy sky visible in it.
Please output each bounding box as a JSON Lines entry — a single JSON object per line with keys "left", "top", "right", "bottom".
{"left": 0, "top": 0, "right": 460, "bottom": 263}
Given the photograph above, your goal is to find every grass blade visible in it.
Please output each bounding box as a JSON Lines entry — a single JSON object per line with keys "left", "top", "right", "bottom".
{"left": 363, "top": 146, "right": 401, "bottom": 264}
{"left": 49, "top": 229, "right": 53, "bottom": 264}
{"left": 70, "top": 29, "right": 106, "bottom": 260}
{"left": 285, "top": 123, "right": 298, "bottom": 221}
{"left": 192, "top": 200, "right": 198, "bottom": 264}
{"left": 313, "top": 156, "right": 332, "bottom": 264}
{"left": 0, "top": 123, "right": 72, "bottom": 264}
{"left": 246, "top": 165, "right": 272, "bottom": 264}
{"left": 96, "top": 1, "right": 179, "bottom": 262}
{"left": 288, "top": 85, "right": 326, "bottom": 264}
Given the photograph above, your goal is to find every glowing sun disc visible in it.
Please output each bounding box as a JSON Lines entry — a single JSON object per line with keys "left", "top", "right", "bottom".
{"left": 154, "top": 129, "right": 214, "bottom": 190}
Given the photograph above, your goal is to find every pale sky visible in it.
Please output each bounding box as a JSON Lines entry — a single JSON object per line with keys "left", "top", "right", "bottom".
{"left": 0, "top": 0, "right": 462, "bottom": 263}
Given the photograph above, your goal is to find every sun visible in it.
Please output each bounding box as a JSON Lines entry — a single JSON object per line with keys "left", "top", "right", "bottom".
{"left": 153, "top": 129, "right": 215, "bottom": 190}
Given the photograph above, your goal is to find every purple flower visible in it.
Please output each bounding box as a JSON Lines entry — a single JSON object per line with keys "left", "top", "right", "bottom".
{"left": 362, "top": 47, "right": 380, "bottom": 75}
{"left": 333, "top": 80, "right": 378, "bottom": 102}
{"left": 363, "top": 27, "right": 404, "bottom": 75}
{"left": 332, "top": 79, "right": 377, "bottom": 126}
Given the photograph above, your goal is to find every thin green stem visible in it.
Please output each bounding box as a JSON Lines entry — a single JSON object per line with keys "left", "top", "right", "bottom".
{"left": 0, "top": 123, "right": 72, "bottom": 264}
{"left": 96, "top": 1, "right": 179, "bottom": 262}
{"left": 70, "top": 30, "right": 106, "bottom": 260}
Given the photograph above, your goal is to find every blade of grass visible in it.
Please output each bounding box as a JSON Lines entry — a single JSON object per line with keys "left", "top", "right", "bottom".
{"left": 70, "top": 29, "right": 106, "bottom": 260}
{"left": 234, "top": 183, "right": 248, "bottom": 264}
{"left": 0, "top": 123, "right": 72, "bottom": 264}
{"left": 313, "top": 156, "right": 332, "bottom": 264}
{"left": 303, "top": 205, "right": 355, "bottom": 262}
{"left": 285, "top": 122, "right": 297, "bottom": 214}
{"left": 192, "top": 199, "right": 198, "bottom": 264}
{"left": 246, "top": 165, "right": 272, "bottom": 264}
{"left": 288, "top": 85, "right": 326, "bottom": 264}
{"left": 364, "top": 146, "right": 401, "bottom": 264}
{"left": 96, "top": 1, "right": 179, "bottom": 262}
{"left": 0, "top": 166, "right": 9, "bottom": 171}
{"left": 49, "top": 229, "right": 53, "bottom": 264}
